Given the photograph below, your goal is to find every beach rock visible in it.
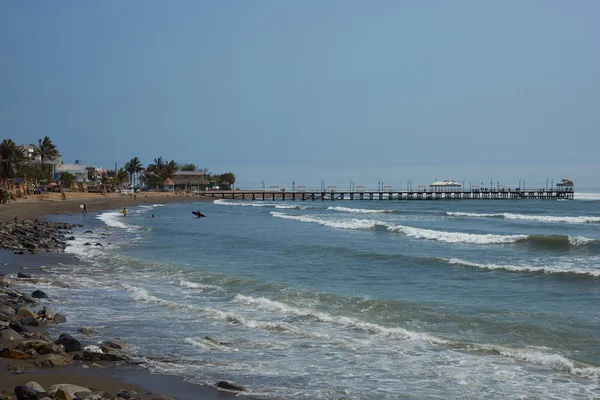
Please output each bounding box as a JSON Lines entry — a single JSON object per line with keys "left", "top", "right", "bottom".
{"left": 48, "top": 384, "right": 91, "bottom": 398}
{"left": 31, "top": 290, "right": 48, "bottom": 299}
{"left": 84, "top": 230, "right": 94, "bottom": 234}
{"left": 134, "top": 395, "right": 174, "bottom": 400}
{"left": 0, "top": 348, "right": 30, "bottom": 359}
{"left": 19, "top": 317, "right": 39, "bottom": 327}
{"left": 116, "top": 390, "right": 132, "bottom": 399}
{"left": 0, "top": 329, "right": 23, "bottom": 348}
{"left": 0, "top": 304, "right": 15, "bottom": 316}
{"left": 0, "top": 276, "right": 14, "bottom": 287}
{"left": 37, "top": 342, "right": 67, "bottom": 356}
{"left": 38, "top": 306, "right": 55, "bottom": 320}
{"left": 8, "top": 364, "right": 25, "bottom": 374}
{"left": 53, "top": 314, "right": 67, "bottom": 324}
{"left": 51, "top": 281, "right": 70, "bottom": 288}
{"left": 16, "top": 309, "right": 37, "bottom": 319}
{"left": 20, "top": 294, "right": 36, "bottom": 304}
{"left": 55, "top": 334, "right": 81, "bottom": 352}
{"left": 33, "top": 353, "right": 73, "bottom": 367}
{"left": 24, "top": 348, "right": 38, "bottom": 357}
{"left": 54, "top": 388, "right": 73, "bottom": 400}
{"left": 17, "top": 272, "right": 32, "bottom": 279}
{"left": 102, "top": 338, "right": 129, "bottom": 350}
{"left": 76, "top": 392, "right": 108, "bottom": 400}
{"left": 77, "top": 327, "right": 99, "bottom": 336}
{"left": 67, "top": 236, "right": 75, "bottom": 241}
{"left": 9, "top": 321, "right": 28, "bottom": 333}
{"left": 24, "top": 382, "right": 45, "bottom": 392}
{"left": 84, "top": 243, "right": 92, "bottom": 246}
{"left": 216, "top": 381, "right": 245, "bottom": 391}
{"left": 80, "top": 350, "right": 129, "bottom": 362}
{"left": 14, "top": 385, "right": 40, "bottom": 400}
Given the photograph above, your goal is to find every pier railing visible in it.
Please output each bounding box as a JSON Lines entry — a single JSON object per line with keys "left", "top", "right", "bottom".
{"left": 198, "top": 189, "right": 574, "bottom": 201}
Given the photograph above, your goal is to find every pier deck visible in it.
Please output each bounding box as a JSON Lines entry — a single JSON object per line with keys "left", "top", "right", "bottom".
{"left": 199, "top": 189, "right": 574, "bottom": 201}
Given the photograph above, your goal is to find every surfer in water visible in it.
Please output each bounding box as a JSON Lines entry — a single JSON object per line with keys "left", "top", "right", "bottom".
{"left": 122, "top": 207, "right": 127, "bottom": 217}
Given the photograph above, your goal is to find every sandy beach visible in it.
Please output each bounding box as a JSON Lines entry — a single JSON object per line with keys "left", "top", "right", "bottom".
{"left": 0, "top": 192, "right": 208, "bottom": 222}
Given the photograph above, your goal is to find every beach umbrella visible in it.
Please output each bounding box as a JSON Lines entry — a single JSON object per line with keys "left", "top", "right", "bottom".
{"left": 48, "top": 182, "right": 58, "bottom": 187}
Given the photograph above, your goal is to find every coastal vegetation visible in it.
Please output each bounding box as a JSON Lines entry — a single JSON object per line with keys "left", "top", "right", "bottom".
{"left": 0, "top": 136, "right": 236, "bottom": 190}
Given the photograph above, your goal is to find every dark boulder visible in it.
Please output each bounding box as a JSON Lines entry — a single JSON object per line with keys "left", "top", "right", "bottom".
{"left": 9, "top": 321, "right": 28, "bottom": 333}
{"left": 67, "top": 236, "right": 75, "bottom": 241}
{"left": 17, "top": 272, "right": 32, "bottom": 279}
{"left": 19, "top": 317, "right": 39, "bottom": 327}
{"left": 55, "top": 333, "right": 81, "bottom": 352}
{"left": 116, "top": 390, "right": 132, "bottom": 399}
{"left": 216, "top": 381, "right": 245, "bottom": 391}
{"left": 84, "top": 242, "right": 92, "bottom": 246}
{"left": 31, "top": 290, "right": 48, "bottom": 299}
{"left": 14, "top": 385, "right": 40, "bottom": 400}
{"left": 53, "top": 313, "right": 67, "bottom": 324}
{"left": 95, "top": 243, "right": 103, "bottom": 247}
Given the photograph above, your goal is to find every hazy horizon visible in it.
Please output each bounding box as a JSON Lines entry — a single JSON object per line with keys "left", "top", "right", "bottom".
{"left": 2, "top": 1, "right": 599, "bottom": 189}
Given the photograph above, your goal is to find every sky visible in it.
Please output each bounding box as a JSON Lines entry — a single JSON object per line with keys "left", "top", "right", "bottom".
{"left": 1, "top": 1, "right": 599, "bottom": 190}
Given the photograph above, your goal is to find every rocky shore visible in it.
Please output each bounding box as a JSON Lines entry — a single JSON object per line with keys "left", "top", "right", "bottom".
{"left": 0, "top": 272, "right": 177, "bottom": 400}
{"left": 0, "top": 219, "right": 79, "bottom": 254}
{"left": 0, "top": 219, "right": 242, "bottom": 400}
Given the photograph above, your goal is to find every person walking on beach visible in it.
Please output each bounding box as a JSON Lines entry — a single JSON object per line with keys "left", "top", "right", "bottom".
{"left": 82, "top": 203, "right": 87, "bottom": 215}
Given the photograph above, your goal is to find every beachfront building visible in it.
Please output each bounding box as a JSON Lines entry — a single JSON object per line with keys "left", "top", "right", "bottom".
{"left": 54, "top": 161, "right": 88, "bottom": 182}
{"left": 171, "top": 171, "right": 209, "bottom": 191}
{"left": 556, "top": 178, "right": 574, "bottom": 192}
{"left": 17, "top": 145, "right": 40, "bottom": 162}
{"left": 162, "top": 177, "right": 175, "bottom": 192}
{"left": 429, "top": 180, "right": 462, "bottom": 192}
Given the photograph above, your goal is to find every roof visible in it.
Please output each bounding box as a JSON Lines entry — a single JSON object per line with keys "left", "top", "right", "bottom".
{"left": 557, "top": 178, "right": 574, "bottom": 186}
{"left": 162, "top": 178, "right": 175, "bottom": 186}
{"left": 430, "top": 180, "right": 461, "bottom": 186}
{"left": 172, "top": 171, "right": 205, "bottom": 176}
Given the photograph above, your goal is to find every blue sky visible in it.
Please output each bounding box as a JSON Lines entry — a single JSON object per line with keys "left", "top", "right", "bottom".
{"left": 1, "top": 1, "right": 599, "bottom": 189}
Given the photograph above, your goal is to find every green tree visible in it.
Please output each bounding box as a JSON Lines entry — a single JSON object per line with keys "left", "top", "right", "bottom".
{"left": 180, "top": 163, "right": 197, "bottom": 172}
{"left": 125, "top": 157, "right": 144, "bottom": 187}
{"left": 218, "top": 172, "right": 236, "bottom": 189}
{"left": 115, "top": 168, "right": 129, "bottom": 187}
{"left": 33, "top": 136, "right": 60, "bottom": 170}
{"left": 59, "top": 172, "right": 76, "bottom": 188}
{"left": 0, "top": 139, "right": 26, "bottom": 178}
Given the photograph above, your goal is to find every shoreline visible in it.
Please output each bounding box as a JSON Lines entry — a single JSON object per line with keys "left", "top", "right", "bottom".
{"left": 0, "top": 250, "right": 238, "bottom": 400}
{"left": 0, "top": 192, "right": 210, "bottom": 222}
{"left": 0, "top": 198, "right": 243, "bottom": 400}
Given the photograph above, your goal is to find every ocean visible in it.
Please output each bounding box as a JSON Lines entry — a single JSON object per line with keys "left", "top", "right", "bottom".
{"left": 39, "top": 193, "right": 600, "bottom": 399}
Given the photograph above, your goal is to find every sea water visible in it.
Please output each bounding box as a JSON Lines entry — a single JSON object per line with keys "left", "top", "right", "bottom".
{"left": 37, "top": 193, "right": 600, "bottom": 399}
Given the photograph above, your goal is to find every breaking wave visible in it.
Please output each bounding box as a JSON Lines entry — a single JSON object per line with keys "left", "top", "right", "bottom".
{"left": 447, "top": 211, "right": 600, "bottom": 224}
{"left": 270, "top": 212, "right": 386, "bottom": 230}
{"left": 444, "top": 258, "right": 600, "bottom": 277}
{"left": 271, "top": 212, "right": 595, "bottom": 247}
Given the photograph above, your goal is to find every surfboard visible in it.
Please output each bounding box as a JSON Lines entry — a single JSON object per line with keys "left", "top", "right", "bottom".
{"left": 192, "top": 211, "right": 206, "bottom": 218}
{"left": 119, "top": 209, "right": 129, "bottom": 214}
{"left": 79, "top": 204, "right": 84, "bottom": 209}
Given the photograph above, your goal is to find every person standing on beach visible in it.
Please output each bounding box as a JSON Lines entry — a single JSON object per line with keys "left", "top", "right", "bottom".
{"left": 82, "top": 203, "right": 87, "bottom": 214}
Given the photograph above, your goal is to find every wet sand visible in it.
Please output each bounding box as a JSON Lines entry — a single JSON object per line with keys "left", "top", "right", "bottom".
{"left": 0, "top": 192, "right": 208, "bottom": 222}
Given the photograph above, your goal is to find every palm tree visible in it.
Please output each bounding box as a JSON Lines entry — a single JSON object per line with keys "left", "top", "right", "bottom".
{"left": 124, "top": 157, "right": 144, "bottom": 187}
{"left": 163, "top": 160, "right": 178, "bottom": 179}
{"left": 146, "top": 157, "right": 165, "bottom": 173}
{"left": 33, "top": 136, "right": 60, "bottom": 174}
{"left": 0, "top": 139, "right": 27, "bottom": 178}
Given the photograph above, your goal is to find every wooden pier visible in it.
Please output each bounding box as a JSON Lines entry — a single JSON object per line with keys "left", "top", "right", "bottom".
{"left": 199, "top": 189, "right": 574, "bottom": 201}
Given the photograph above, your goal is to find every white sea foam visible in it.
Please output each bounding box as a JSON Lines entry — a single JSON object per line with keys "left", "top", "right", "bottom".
{"left": 179, "top": 280, "right": 224, "bottom": 293}
{"left": 232, "top": 294, "right": 446, "bottom": 344}
{"left": 444, "top": 258, "right": 600, "bottom": 277}
{"left": 447, "top": 211, "right": 600, "bottom": 224}
{"left": 464, "top": 343, "right": 600, "bottom": 378}
{"left": 270, "top": 212, "right": 385, "bottom": 230}
{"left": 387, "top": 224, "right": 527, "bottom": 244}
{"left": 327, "top": 206, "right": 395, "bottom": 214}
